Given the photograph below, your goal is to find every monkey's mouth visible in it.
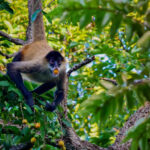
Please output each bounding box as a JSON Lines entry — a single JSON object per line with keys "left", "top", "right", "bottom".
{"left": 52, "top": 68, "right": 59, "bottom": 77}
{"left": 53, "top": 68, "right": 59, "bottom": 75}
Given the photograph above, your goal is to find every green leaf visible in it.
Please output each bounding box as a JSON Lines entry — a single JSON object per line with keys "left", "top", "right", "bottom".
{"left": 24, "top": 104, "right": 33, "bottom": 115}
{"left": 126, "top": 90, "right": 135, "bottom": 109}
{"left": 24, "top": 81, "right": 34, "bottom": 90}
{"left": 139, "top": 137, "right": 149, "bottom": 150}
{"left": 102, "top": 13, "right": 112, "bottom": 27}
{"left": 125, "top": 24, "right": 133, "bottom": 41}
{"left": 110, "top": 14, "right": 122, "bottom": 38}
{"left": 0, "top": 81, "right": 10, "bottom": 86}
{"left": 95, "top": 11, "right": 105, "bottom": 32}
{"left": 43, "top": 11, "right": 52, "bottom": 24}
{"left": 4, "top": 126, "right": 20, "bottom": 134}
{"left": 21, "top": 127, "right": 30, "bottom": 136}
{"left": 68, "top": 41, "right": 79, "bottom": 48}
{"left": 100, "top": 80, "right": 115, "bottom": 90}
{"left": 31, "top": 9, "right": 41, "bottom": 22}
{"left": 79, "top": 11, "right": 92, "bottom": 29}
{"left": 131, "top": 140, "right": 138, "bottom": 150}
{"left": 0, "top": 0, "right": 14, "bottom": 14}
{"left": 62, "top": 119, "right": 72, "bottom": 127}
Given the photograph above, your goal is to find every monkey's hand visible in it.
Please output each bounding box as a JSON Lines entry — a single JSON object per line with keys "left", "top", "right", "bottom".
{"left": 45, "top": 102, "right": 56, "bottom": 112}
{"left": 25, "top": 95, "right": 34, "bottom": 111}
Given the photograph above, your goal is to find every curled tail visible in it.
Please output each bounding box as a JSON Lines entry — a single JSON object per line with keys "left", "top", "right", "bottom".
{"left": 32, "top": 0, "right": 45, "bottom": 41}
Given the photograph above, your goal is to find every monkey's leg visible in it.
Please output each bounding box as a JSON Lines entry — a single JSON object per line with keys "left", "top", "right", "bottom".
{"left": 7, "top": 62, "right": 37, "bottom": 109}
{"left": 32, "top": 82, "right": 56, "bottom": 95}
{"left": 45, "top": 89, "right": 64, "bottom": 112}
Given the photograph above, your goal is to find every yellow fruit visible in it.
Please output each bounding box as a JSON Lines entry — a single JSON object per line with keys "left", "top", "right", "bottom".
{"left": 34, "top": 123, "right": 40, "bottom": 128}
{"left": 30, "top": 137, "right": 36, "bottom": 143}
{"left": 84, "top": 119, "right": 88, "bottom": 123}
{"left": 58, "top": 140, "right": 64, "bottom": 147}
{"left": 53, "top": 69, "right": 59, "bottom": 75}
{"left": 79, "top": 128, "right": 84, "bottom": 131}
{"left": 22, "top": 119, "right": 28, "bottom": 124}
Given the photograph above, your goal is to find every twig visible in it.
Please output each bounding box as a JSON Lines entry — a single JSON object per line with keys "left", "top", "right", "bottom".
{"left": 0, "top": 31, "right": 25, "bottom": 45}
{"left": 67, "top": 56, "right": 95, "bottom": 76}
{"left": 100, "top": 78, "right": 150, "bottom": 86}
{"left": 47, "top": 0, "right": 55, "bottom": 7}
{"left": 0, "top": 119, "right": 21, "bottom": 129}
{"left": 132, "top": 78, "right": 150, "bottom": 85}
{"left": 0, "top": 51, "right": 16, "bottom": 59}
{"left": 100, "top": 77, "right": 118, "bottom": 85}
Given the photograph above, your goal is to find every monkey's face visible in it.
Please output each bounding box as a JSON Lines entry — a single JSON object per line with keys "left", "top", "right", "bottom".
{"left": 46, "top": 51, "right": 64, "bottom": 77}
{"left": 49, "top": 58, "right": 62, "bottom": 77}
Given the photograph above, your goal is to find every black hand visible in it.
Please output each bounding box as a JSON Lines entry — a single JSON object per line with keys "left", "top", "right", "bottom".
{"left": 45, "top": 102, "right": 56, "bottom": 112}
{"left": 26, "top": 97, "right": 34, "bottom": 111}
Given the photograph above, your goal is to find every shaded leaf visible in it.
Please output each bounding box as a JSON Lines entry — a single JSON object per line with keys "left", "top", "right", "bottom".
{"left": 0, "top": 0, "right": 14, "bottom": 14}
{"left": 110, "top": 14, "right": 122, "bottom": 38}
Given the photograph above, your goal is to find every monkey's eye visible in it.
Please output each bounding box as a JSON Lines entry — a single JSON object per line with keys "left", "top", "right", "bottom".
{"left": 50, "top": 63, "right": 55, "bottom": 67}
{"left": 50, "top": 59, "right": 54, "bottom": 64}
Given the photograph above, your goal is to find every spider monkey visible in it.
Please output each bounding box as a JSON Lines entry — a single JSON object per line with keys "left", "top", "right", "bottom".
{"left": 7, "top": 0, "right": 66, "bottom": 112}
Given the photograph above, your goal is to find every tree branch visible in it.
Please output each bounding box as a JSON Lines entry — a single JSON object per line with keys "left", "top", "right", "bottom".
{"left": 111, "top": 102, "right": 150, "bottom": 150}
{"left": 26, "top": 0, "right": 34, "bottom": 42}
{"left": 0, "top": 31, "right": 25, "bottom": 45}
{"left": 100, "top": 77, "right": 118, "bottom": 85}
{"left": 100, "top": 78, "right": 150, "bottom": 86}
{"left": 0, "top": 51, "right": 17, "bottom": 59}
{"left": 67, "top": 56, "right": 95, "bottom": 76}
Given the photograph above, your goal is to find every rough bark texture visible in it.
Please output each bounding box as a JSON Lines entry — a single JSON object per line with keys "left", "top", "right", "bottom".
{"left": 32, "top": 0, "right": 46, "bottom": 41}
{"left": 26, "top": 0, "right": 33, "bottom": 42}
{"left": 111, "top": 102, "right": 150, "bottom": 150}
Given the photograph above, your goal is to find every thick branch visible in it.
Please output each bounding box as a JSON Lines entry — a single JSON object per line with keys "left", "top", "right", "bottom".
{"left": 111, "top": 102, "right": 150, "bottom": 150}
{"left": 0, "top": 31, "right": 25, "bottom": 45}
{"left": 67, "top": 56, "right": 95, "bottom": 76}
{"left": 26, "top": 0, "right": 33, "bottom": 42}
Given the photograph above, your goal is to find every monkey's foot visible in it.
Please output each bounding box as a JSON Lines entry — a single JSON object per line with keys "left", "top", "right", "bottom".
{"left": 45, "top": 102, "right": 56, "bottom": 112}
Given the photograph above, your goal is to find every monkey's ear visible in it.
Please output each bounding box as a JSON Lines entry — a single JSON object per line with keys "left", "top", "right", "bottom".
{"left": 45, "top": 51, "right": 64, "bottom": 61}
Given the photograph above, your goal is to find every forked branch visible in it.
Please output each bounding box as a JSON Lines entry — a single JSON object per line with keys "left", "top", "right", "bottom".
{"left": 67, "top": 56, "right": 95, "bottom": 76}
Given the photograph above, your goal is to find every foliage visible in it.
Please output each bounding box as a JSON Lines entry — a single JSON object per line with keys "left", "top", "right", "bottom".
{"left": 0, "top": 74, "right": 63, "bottom": 149}
{"left": 49, "top": 0, "right": 150, "bottom": 149}
{"left": 123, "top": 117, "right": 150, "bottom": 150}
{"left": 0, "top": 0, "right": 14, "bottom": 14}
{"left": 0, "top": 0, "right": 150, "bottom": 149}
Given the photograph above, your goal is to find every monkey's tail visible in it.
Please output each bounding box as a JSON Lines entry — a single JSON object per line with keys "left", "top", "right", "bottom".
{"left": 32, "top": 0, "right": 46, "bottom": 42}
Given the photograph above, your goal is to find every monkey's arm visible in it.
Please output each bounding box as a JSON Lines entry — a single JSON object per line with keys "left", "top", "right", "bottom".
{"left": 32, "top": 82, "right": 56, "bottom": 95}
{"left": 7, "top": 61, "right": 39, "bottom": 109}
{"left": 45, "top": 89, "right": 64, "bottom": 112}
{"left": 46, "top": 74, "right": 66, "bottom": 112}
